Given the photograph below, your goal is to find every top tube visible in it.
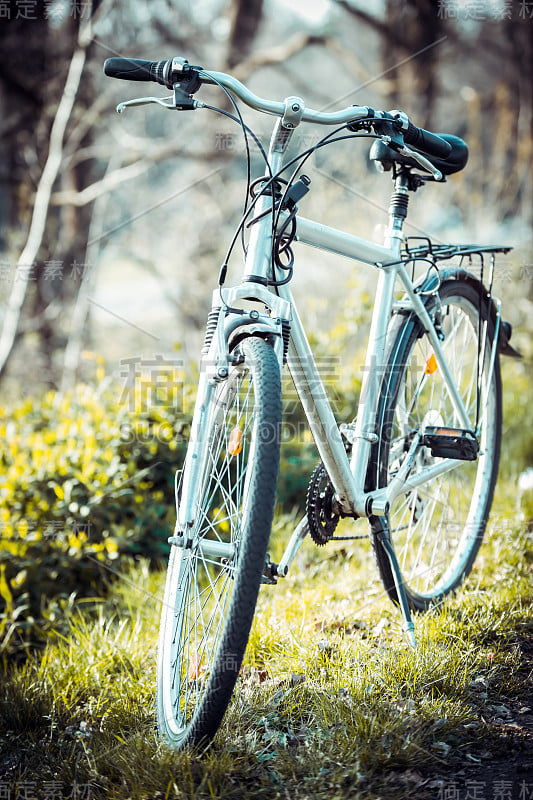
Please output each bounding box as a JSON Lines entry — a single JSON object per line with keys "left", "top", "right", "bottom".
{"left": 198, "top": 69, "right": 371, "bottom": 126}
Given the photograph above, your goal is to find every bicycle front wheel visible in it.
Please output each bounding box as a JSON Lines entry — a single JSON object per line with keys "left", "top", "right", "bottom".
{"left": 156, "top": 336, "right": 281, "bottom": 749}
{"left": 370, "top": 278, "right": 502, "bottom": 610}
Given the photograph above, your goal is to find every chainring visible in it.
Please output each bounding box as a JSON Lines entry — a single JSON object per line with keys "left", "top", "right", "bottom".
{"left": 306, "top": 462, "right": 340, "bottom": 546}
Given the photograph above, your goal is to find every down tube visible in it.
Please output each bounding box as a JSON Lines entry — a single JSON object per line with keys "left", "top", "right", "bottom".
{"left": 279, "top": 285, "right": 364, "bottom": 516}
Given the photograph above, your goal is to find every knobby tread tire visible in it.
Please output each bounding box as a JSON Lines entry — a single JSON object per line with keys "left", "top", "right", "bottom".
{"left": 156, "top": 336, "right": 281, "bottom": 749}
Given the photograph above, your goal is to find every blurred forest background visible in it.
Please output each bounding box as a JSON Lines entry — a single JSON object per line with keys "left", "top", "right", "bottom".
{"left": 0, "top": 0, "right": 532, "bottom": 391}
{"left": 0, "top": 0, "right": 532, "bottom": 654}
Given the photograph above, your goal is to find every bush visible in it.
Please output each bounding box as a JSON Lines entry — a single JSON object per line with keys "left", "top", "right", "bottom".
{"left": 0, "top": 367, "right": 190, "bottom": 657}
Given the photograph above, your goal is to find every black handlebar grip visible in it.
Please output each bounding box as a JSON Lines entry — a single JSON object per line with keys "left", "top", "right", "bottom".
{"left": 103, "top": 57, "right": 173, "bottom": 88}
{"left": 404, "top": 121, "right": 452, "bottom": 159}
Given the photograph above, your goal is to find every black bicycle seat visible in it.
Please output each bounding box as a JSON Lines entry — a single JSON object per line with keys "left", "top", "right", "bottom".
{"left": 370, "top": 134, "right": 468, "bottom": 178}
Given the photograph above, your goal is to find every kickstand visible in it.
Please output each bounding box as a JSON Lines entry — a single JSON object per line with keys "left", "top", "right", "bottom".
{"left": 377, "top": 529, "right": 417, "bottom": 650}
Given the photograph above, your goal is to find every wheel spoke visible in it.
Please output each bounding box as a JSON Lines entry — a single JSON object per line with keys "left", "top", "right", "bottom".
{"left": 379, "top": 286, "right": 500, "bottom": 603}
{"left": 157, "top": 338, "right": 280, "bottom": 748}
{"left": 163, "top": 365, "right": 256, "bottom": 735}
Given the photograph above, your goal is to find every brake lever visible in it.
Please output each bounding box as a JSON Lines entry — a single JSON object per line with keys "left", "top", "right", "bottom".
{"left": 395, "top": 143, "right": 443, "bottom": 181}
{"left": 116, "top": 95, "right": 206, "bottom": 113}
{"left": 116, "top": 95, "right": 176, "bottom": 113}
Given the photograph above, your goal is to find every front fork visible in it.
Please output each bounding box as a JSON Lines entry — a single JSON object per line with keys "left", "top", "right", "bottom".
{"left": 176, "top": 285, "right": 290, "bottom": 539}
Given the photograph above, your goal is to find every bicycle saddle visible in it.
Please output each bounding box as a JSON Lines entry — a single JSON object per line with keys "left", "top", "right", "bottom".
{"left": 370, "top": 134, "right": 468, "bottom": 178}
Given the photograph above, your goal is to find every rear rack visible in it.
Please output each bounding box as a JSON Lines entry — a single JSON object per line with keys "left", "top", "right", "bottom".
{"left": 402, "top": 237, "right": 512, "bottom": 261}
{"left": 390, "top": 236, "right": 518, "bottom": 440}
{"left": 396, "top": 237, "right": 514, "bottom": 310}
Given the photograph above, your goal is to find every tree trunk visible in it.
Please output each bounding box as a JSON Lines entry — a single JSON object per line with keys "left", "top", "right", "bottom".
{"left": 0, "top": 1, "right": 48, "bottom": 249}
{"left": 0, "top": 6, "right": 98, "bottom": 386}
{"left": 227, "top": 0, "right": 264, "bottom": 68}
{"left": 381, "top": 0, "right": 445, "bottom": 127}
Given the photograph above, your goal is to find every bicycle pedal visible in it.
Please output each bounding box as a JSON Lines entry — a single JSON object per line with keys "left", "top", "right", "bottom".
{"left": 422, "top": 426, "right": 479, "bottom": 461}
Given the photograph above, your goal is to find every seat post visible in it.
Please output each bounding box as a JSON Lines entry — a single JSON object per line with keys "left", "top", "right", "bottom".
{"left": 384, "top": 170, "right": 410, "bottom": 251}
{"left": 388, "top": 170, "right": 410, "bottom": 239}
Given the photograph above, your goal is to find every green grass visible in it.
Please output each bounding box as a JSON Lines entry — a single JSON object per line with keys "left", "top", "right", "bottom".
{"left": 1, "top": 479, "right": 532, "bottom": 799}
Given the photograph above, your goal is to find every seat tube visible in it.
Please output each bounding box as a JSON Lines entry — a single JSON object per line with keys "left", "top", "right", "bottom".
{"left": 350, "top": 173, "right": 407, "bottom": 491}
{"left": 350, "top": 264, "right": 399, "bottom": 490}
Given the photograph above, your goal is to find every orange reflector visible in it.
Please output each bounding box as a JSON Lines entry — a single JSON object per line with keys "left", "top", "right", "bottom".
{"left": 434, "top": 427, "right": 459, "bottom": 437}
{"left": 425, "top": 353, "right": 438, "bottom": 375}
{"left": 228, "top": 427, "right": 243, "bottom": 456}
{"left": 188, "top": 653, "right": 205, "bottom": 682}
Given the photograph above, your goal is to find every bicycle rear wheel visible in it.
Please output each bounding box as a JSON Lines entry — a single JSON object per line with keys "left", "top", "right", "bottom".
{"left": 370, "top": 278, "right": 502, "bottom": 610}
{"left": 156, "top": 336, "right": 281, "bottom": 749}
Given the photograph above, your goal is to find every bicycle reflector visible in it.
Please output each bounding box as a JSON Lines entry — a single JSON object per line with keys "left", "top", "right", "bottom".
{"left": 425, "top": 352, "right": 438, "bottom": 375}
{"left": 228, "top": 427, "right": 243, "bottom": 456}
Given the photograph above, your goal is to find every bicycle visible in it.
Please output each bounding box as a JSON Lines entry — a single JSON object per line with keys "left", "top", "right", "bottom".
{"left": 103, "top": 55, "right": 520, "bottom": 750}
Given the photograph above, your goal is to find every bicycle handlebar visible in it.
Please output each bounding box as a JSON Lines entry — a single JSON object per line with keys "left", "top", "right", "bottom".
{"left": 403, "top": 121, "right": 451, "bottom": 160}
{"left": 103, "top": 55, "right": 454, "bottom": 160}
{"left": 103, "top": 56, "right": 373, "bottom": 125}
{"left": 104, "top": 57, "right": 173, "bottom": 88}
{"left": 199, "top": 70, "right": 376, "bottom": 125}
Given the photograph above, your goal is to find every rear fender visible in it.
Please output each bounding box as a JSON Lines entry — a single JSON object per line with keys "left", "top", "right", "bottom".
{"left": 406, "top": 266, "right": 521, "bottom": 358}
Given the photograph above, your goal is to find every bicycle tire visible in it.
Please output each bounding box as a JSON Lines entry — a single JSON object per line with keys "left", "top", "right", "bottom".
{"left": 369, "top": 278, "right": 502, "bottom": 610}
{"left": 156, "top": 336, "right": 281, "bottom": 749}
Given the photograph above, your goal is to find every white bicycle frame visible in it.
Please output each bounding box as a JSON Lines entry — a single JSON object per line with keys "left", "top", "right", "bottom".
{"left": 174, "top": 109, "right": 474, "bottom": 578}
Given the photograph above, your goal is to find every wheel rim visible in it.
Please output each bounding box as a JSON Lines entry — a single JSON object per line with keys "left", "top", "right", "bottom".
{"left": 384, "top": 294, "right": 498, "bottom": 598}
{"left": 161, "top": 363, "right": 257, "bottom": 737}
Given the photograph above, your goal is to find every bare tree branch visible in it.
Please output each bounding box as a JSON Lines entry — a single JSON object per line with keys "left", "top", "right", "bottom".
{"left": 324, "top": 38, "right": 390, "bottom": 94}
{"left": 50, "top": 143, "right": 231, "bottom": 207}
{"left": 60, "top": 152, "right": 121, "bottom": 391}
{"left": 63, "top": 91, "right": 117, "bottom": 155}
{"left": 232, "top": 32, "right": 327, "bottom": 82}
{"left": 51, "top": 158, "right": 160, "bottom": 207}
{"left": 331, "top": 0, "right": 403, "bottom": 48}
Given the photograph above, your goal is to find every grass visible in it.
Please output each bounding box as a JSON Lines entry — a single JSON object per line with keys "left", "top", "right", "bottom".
{"left": 1, "top": 477, "right": 532, "bottom": 799}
